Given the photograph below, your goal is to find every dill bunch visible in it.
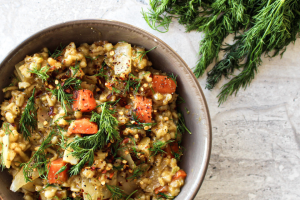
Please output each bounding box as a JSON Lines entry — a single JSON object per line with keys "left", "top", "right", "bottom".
{"left": 142, "top": 0, "right": 300, "bottom": 104}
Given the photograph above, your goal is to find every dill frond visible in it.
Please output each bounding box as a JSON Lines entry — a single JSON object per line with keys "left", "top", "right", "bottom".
{"left": 124, "top": 74, "right": 141, "bottom": 94}
{"left": 126, "top": 165, "right": 148, "bottom": 180}
{"left": 126, "top": 113, "right": 156, "bottom": 131}
{"left": 29, "top": 65, "right": 50, "bottom": 82}
{"left": 49, "top": 43, "right": 65, "bottom": 59}
{"left": 157, "top": 192, "right": 173, "bottom": 199}
{"left": 67, "top": 102, "right": 120, "bottom": 175}
{"left": 19, "top": 88, "right": 37, "bottom": 140}
{"left": 177, "top": 110, "right": 191, "bottom": 135}
{"left": 133, "top": 46, "right": 157, "bottom": 62}
{"left": 106, "top": 185, "right": 127, "bottom": 200}
{"left": 149, "top": 140, "right": 173, "bottom": 156}
{"left": 48, "top": 64, "right": 81, "bottom": 114}
{"left": 21, "top": 130, "right": 55, "bottom": 182}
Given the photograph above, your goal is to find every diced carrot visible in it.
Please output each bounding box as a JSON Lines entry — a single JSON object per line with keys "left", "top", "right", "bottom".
{"left": 152, "top": 75, "right": 176, "bottom": 94}
{"left": 125, "top": 105, "right": 131, "bottom": 109}
{"left": 105, "top": 82, "right": 113, "bottom": 90}
{"left": 73, "top": 89, "right": 97, "bottom": 112}
{"left": 109, "top": 172, "right": 114, "bottom": 179}
{"left": 172, "top": 169, "right": 187, "bottom": 181}
{"left": 48, "top": 158, "right": 69, "bottom": 184}
{"left": 134, "top": 96, "right": 152, "bottom": 123}
{"left": 154, "top": 186, "right": 169, "bottom": 194}
{"left": 68, "top": 118, "right": 98, "bottom": 135}
{"left": 165, "top": 142, "right": 179, "bottom": 158}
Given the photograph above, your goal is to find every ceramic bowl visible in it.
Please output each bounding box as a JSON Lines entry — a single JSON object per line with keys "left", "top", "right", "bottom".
{"left": 0, "top": 20, "right": 211, "bottom": 200}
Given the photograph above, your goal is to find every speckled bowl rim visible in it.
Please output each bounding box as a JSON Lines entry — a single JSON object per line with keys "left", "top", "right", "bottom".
{"left": 0, "top": 19, "right": 212, "bottom": 200}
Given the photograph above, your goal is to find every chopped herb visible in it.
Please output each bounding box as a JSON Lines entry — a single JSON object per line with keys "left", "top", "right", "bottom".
{"left": 176, "top": 95, "right": 185, "bottom": 104}
{"left": 149, "top": 140, "right": 173, "bottom": 156}
{"left": 134, "top": 46, "right": 157, "bottom": 62}
{"left": 29, "top": 65, "right": 50, "bottom": 82}
{"left": 173, "top": 146, "right": 184, "bottom": 162}
{"left": 37, "top": 183, "right": 56, "bottom": 192}
{"left": 128, "top": 136, "right": 139, "bottom": 157}
{"left": 19, "top": 88, "right": 37, "bottom": 140}
{"left": 158, "top": 192, "right": 173, "bottom": 199}
{"left": 125, "top": 74, "right": 141, "bottom": 94}
{"left": 49, "top": 43, "right": 65, "bottom": 59}
{"left": 94, "top": 62, "right": 108, "bottom": 79}
{"left": 55, "top": 165, "right": 67, "bottom": 175}
{"left": 126, "top": 190, "right": 138, "bottom": 200}
{"left": 106, "top": 185, "right": 127, "bottom": 200}
{"left": 21, "top": 130, "right": 55, "bottom": 182}
{"left": 126, "top": 113, "right": 156, "bottom": 131}
{"left": 167, "top": 73, "right": 177, "bottom": 86}
{"left": 112, "top": 87, "right": 121, "bottom": 94}
{"left": 48, "top": 64, "right": 81, "bottom": 114}
{"left": 177, "top": 110, "right": 191, "bottom": 134}
{"left": 127, "top": 165, "right": 147, "bottom": 180}
{"left": 3, "top": 123, "right": 12, "bottom": 135}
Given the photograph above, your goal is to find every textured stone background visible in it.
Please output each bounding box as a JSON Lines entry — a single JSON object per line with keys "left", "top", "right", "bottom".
{"left": 1, "top": 0, "right": 300, "bottom": 199}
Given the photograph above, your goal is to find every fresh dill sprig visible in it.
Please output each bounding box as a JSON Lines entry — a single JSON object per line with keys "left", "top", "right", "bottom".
{"left": 149, "top": 140, "right": 173, "bottom": 156}
{"left": 106, "top": 185, "right": 127, "bottom": 200}
{"left": 128, "top": 136, "right": 139, "bottom": 157}
{"left": 127, "top": 165, "right": 147, "bottom": 180}
{"left": 134, "top": 46, "right": 157, "bottom": 62}
{"left": 21, "top": 130, "right": 55, "bottom": 182}
{"left": 124, "top": 74, "right": 141, "bottom": 94}
{"left": 176, "top": 95, "right": 185, "bottom": 104}
{"left": 19, "top": 88, "right": 37, "bottom": 140}
{"left": 29, "top": 65, "right": 50, "bottom": 82}
{"left": 3, "top": 123, "right": 12, "bottom": 135}
{"left": 48, "top": 64, "right": 81, "bottom": 113}
{"left": 141, "top": 8, "right": 172, "bottom": 33}
{"left": 49, "top": 43, "right": 65, "bottom": 59}
{"left": 94, "top": 62, "right": 108, "bottom": 79}
{"left": 126, "top": 113, "right": 156, "bottom": 131}
{"left": 173, "top": 145, "right": 184, "bottom": 162}
{"left": 55, "top": 164, "right": 67, "bottom": 175}
{"left": 158, "top": 192, "right": 173, "bottom": 199}
{"left": 167, "top": 73, "right": 177, "bottom": 86}
{"left": 177, "top": 110, "right": 191, "bottom": 134}
{"left": 67, "top": 102, "right": 120, "bottom": 175}
{"left": 112, "top": 87, "right": 121, "bottom": 94}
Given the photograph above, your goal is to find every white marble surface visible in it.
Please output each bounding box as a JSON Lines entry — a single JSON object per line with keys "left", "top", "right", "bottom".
{"left": 1, "top": 0, "right": 300, "bottom": 199}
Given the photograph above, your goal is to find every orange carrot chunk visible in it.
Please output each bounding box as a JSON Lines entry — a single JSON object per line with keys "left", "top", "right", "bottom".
{"left": 48, "top": 158, "right": 69, "bottom": 184}
{"left": 154, "top": 186, "right": 169, "bottom": 194}
{"left": 68, "top": 118, "right": 98, "bottom": 135}
{"left": 152, "top": 75, "right": 176, "bottom": 94}
{"left": 172, "top": 169, "right": 187, "bottom": 181}
{"left": 134, "top": 96, "right": 152, "bottom": 123}
{"left": 73, "top": 89, "right": 97, "bottom": 112}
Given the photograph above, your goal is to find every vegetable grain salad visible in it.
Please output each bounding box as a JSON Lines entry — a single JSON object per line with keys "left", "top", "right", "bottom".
{"left": 0, "top": 41, "right": 191, "bottom": 200}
